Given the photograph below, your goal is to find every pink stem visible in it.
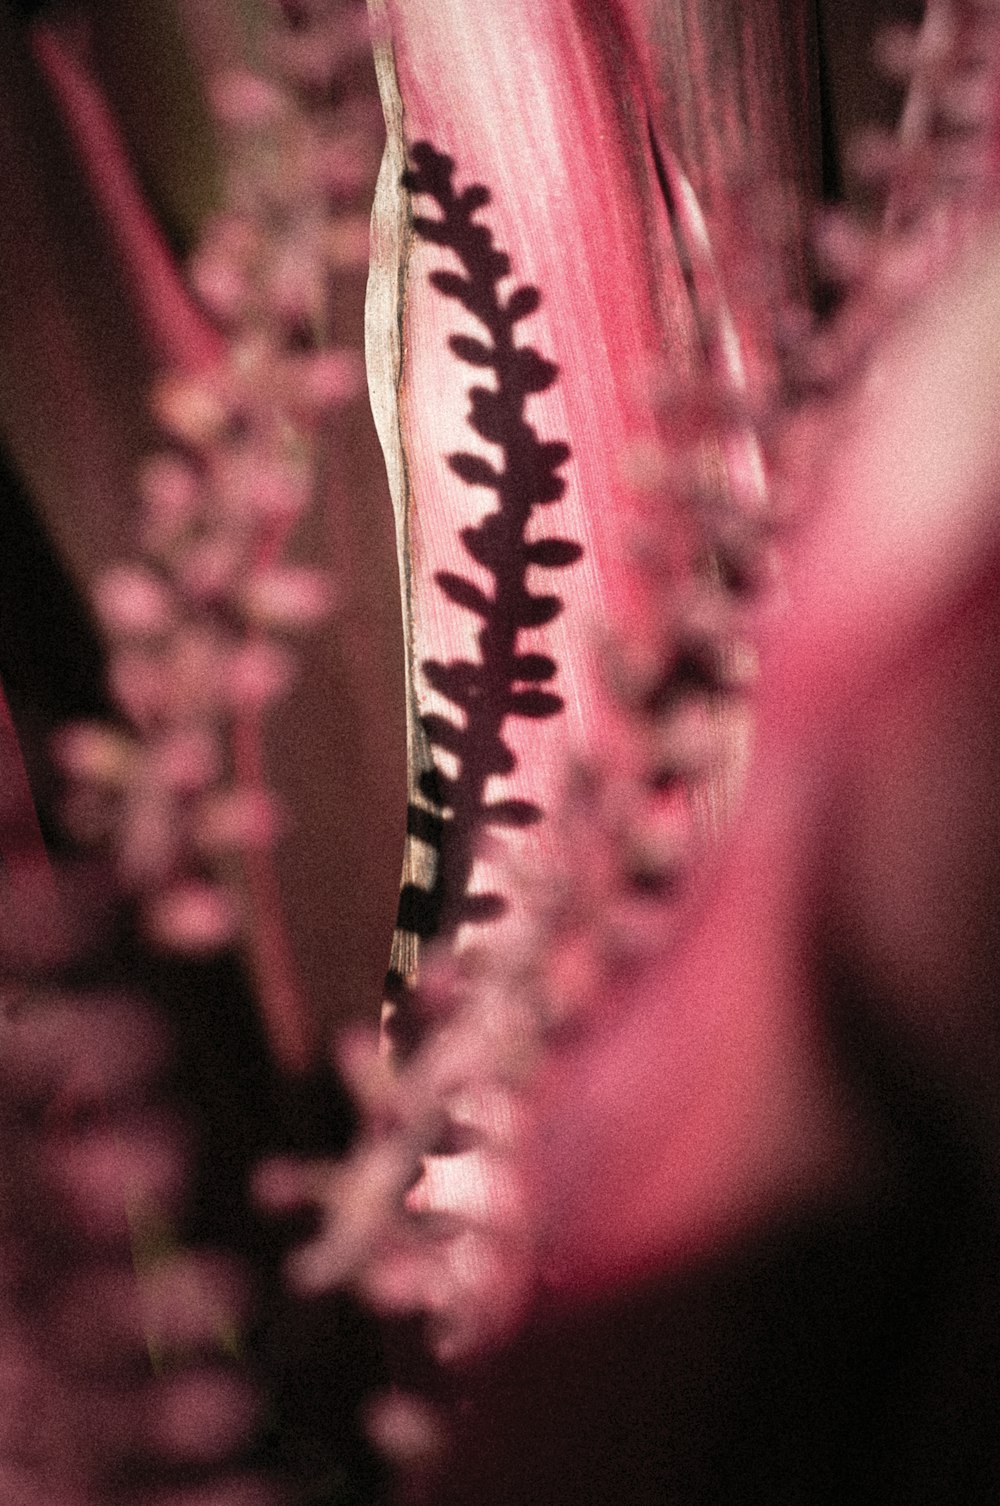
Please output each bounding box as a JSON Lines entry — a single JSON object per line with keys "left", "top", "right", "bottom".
{"left": 0, "top": 682, "right": 56, "bottom": 898}
{"left": 232, "top": 524, "right": 315, "bottom": 1076}
{"left": 232, "top": 706, "right": 315, "bottom": 1075}
{"left": 33, "top": 24, "right": 313, "bottom": 1073}
{"left": 31, "top": 23, "right": 222, "bottom": 376}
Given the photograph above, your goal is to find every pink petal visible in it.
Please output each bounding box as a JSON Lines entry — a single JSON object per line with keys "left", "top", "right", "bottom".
{"left": 194, "top": 787, "right": 284, "bottom": 853}
{"left": 210, "top": 70, "right": 289, "bottom": 129}
{"left": 94, "top": 565, "right": 175, "bottom": 637}
{"left": 54, "top": 722, "right": 134, "bottom": 784}
{"left": 148, "top": 882, "right": 241, "bottom": 954}
{"left": 243, "top": 567, "right": 336, "bottom": 629}
{"left": 225, "top": 641, "right": 295, "bottom": 708}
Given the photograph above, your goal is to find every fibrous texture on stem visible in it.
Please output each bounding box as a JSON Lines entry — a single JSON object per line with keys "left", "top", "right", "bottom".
{"left": 263, "top": 0, "right": 798, "bottom": 1433}
{"left": 267, "top": 0, "right": 698, "bottom": 1349}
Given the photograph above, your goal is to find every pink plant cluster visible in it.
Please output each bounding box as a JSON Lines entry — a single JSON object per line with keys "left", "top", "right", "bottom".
{"left": 0, "top": 865, "right": 271, "bottom": 1506}
{"left": 56, "top": 0, "right": 373, "bottom": 986}
{"left": 4, "top": 0, "right": 1000, "bottom": 1503}
{"left": 266, "top": 0, "right": 1000, "bottom": 1480}
{"left": 1, "top": 3, "right": 378, "bottom": 1504}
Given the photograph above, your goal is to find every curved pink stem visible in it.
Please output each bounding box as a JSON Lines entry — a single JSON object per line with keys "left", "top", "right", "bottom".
{"left": 31, "top": 24, "right": 222, "bottom": 376}
{"left": 232, "top": 524, "right": 316, "bottom": 1077}
{"left": 232, "top": 704, "right": 316, "bottom": 1076}
{"left": 0, "top": 681, "right": 55, "bottom": 897}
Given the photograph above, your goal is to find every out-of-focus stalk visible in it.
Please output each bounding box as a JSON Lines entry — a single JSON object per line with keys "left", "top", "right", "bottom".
{"left": 52, "top": 0, "right": 388, "bottom": 1074}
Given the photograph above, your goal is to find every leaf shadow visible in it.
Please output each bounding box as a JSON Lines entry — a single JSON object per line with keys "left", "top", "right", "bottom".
{"left": 391, "top": 141, "right": 583, "bottom": 990}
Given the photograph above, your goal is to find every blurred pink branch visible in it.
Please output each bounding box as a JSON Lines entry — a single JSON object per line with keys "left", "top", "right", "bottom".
{"left": 32, "top": 23, "right": 222, "bottom": 375}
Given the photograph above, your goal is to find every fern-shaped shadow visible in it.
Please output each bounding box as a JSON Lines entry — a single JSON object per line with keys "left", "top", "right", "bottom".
{"left": 395, "top": 141, "right": 581, "bottom": 959}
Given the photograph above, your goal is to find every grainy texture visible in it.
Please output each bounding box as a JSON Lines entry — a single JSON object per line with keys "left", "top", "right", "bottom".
{"left": 369, "top": 0, "right": 703, "bottom": 998}
{"left": 1, "top": 0, "right": 406, "bottom": 1047}
{"left": 644, "top": 0, "right": 821, "bottom": 266}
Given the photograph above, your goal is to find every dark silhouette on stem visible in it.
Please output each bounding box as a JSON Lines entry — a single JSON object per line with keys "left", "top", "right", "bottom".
{"left": 396, "top": 141, "right": 582, "bottom": 956}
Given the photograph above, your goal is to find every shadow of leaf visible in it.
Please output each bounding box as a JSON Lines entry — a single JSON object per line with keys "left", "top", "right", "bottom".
{"left": 395, "top": 141, "right": 585, "bottom": 955}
